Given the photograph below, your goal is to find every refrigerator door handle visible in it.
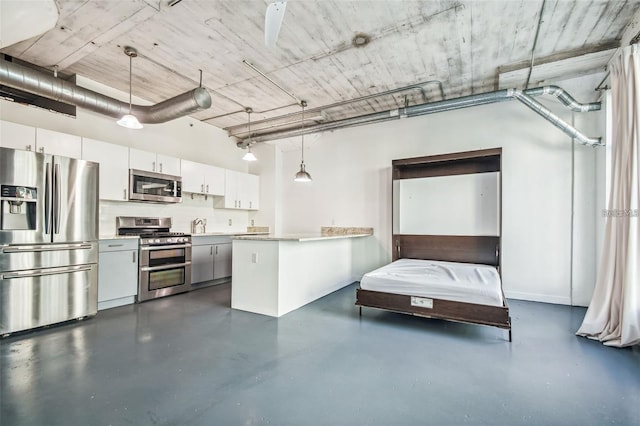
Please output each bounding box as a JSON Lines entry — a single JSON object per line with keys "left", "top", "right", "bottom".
{"left": 2, "top": 265, "right": 92, "bottom": 279}
{"left": 2, "top": 243, "right": 94, "bottom": 253}
{"left": 45, "top": 162, "right": 52, "bottom": 235}
{"left": 54, "top": 163, "right": 61, "bottom": 234}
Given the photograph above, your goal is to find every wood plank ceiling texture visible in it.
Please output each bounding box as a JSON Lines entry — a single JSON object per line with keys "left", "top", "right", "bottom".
{"left": 2, "top": 0, "right": 640, "bottom": 145}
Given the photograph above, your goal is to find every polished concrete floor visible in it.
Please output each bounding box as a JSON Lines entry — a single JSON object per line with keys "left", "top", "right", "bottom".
{"left": 1, "top": 283, "right": 639, "bottom": 426}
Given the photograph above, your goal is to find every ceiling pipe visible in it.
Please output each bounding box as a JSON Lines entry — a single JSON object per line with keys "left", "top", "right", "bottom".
{"left": 226, "top": 80, "right": 445, "bottom": 137}
{"left": 0, "top": 58, "right": 212, "bottom": 124}
{"left": 236, "top": 86, "right": 602, "bottom": 147}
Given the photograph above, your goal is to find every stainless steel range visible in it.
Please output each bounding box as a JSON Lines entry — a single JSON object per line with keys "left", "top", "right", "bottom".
{"left": 117, "top": 217, "right": 191, "bottom": 302}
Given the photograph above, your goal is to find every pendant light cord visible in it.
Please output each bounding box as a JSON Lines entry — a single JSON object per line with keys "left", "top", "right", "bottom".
{"left": 301, "top": 102, "right": 305, "bottom": 164}
{"left": 128, "top": 55, "right": 133, "bottom": 114}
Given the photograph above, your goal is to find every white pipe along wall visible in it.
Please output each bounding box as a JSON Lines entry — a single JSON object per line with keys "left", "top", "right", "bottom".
{"left": 263, "top": 76, "right": 604, "bottom": 307}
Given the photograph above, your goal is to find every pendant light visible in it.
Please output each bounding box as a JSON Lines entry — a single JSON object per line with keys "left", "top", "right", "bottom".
{"left": 294, "top": 100, "right": 312, "bottom": 182}
{"left": 242, "top": 107, "right": 257, "bottom": 161}
{"left": 117, "top": 46, "right": 143, "bottom": 130}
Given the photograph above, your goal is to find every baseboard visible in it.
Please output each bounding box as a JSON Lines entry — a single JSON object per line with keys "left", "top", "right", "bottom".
{"left": 98, "top": 296, "right": 135, "bottom": 311}
{"left": 504, "top": 291, "right": 571, "bottom": 306}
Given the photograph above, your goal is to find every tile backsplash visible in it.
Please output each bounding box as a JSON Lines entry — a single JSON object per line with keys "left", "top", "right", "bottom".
{"left": 99, "top": 195, "right": 250, "bottom": 236}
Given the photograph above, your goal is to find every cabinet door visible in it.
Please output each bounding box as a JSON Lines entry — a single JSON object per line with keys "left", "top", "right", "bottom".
{"left": 36, "top": 128, "right": 82, "bottom": 158}
{"left": 180, "top": 159, "right": 205, "bottom": 193}
{"left": 244, "top": 174, "right": 260, "bottom": 210}
{"left": 129, "top": 148, "right": 157, "bottom": 172}
{"left": 213, "top": 243, "right": 232, "bottom": 279}
{"left": 204, "top": 165, "right": 225, "bottom": 196}
{"left": 191, "top": 244, "right": 214, "bottom": 284}
{"left": 0, "top": 120, "right": 36, "bottom": 151}
{"left": 157, "top": 154, "right": 181, "bottom": 176}
{"left": 98, "top": 249, "right": 138, "bottom": 302}
{"left": 82, "top": 138, "right": 129, "bottom": 201}
{"left": 224, "top": 169, "right": 239, "bottom": 208}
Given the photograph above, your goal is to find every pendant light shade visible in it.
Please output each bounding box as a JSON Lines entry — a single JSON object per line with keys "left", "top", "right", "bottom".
{"left": 243, "top": 146, "right": 257, "bottom": 161}
{"left": 294, "top": 163, "right": 312, "bottom": 182}
{"left": 242, "top": 108, "right": 257, "bottom": 161}
{"left": 117, "top": 114, "right": 143, "bottom": 129}
{"left": 294, "top": 100, "right": 311, "bottom": 182}
{"left": 117, "top": 46, "right": 143, "bottom": 130}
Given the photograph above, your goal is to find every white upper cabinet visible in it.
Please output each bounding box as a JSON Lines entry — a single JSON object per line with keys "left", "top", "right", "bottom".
{"left": 82, "top": 137, "right": 129, "bottom": 201}
{"left": 157, "top": 153, "right": 181, "bottom": 176}
{"left": 0, "top": 120, "right": 36, "bottom": 151}
{"left": 129, "top": 148, "right": 181, "bottom": 176}
{"left": 220, "top": 170, "right": 259, "bottom": 210}
{"left": 180, "top": 159, "right": 224, "bottom": 196}
{"left": 244, "top": 173, "right": 260, "bottom": 210}
{"left": 35, "top": 128, "right": 82, "bottom": 158}
{"left": 203, "top": 164, "right": 225, "bottom": 196}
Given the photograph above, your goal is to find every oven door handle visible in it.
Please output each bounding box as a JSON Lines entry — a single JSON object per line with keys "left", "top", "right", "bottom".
{"left": 140, "top": 244, "right": 192, "bottom": 251}
{"left": 140, "top": 262, "right": 191, "bottom": 272}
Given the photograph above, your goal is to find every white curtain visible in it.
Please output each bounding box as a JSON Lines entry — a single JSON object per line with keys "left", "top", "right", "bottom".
{"left": 576, "top": 44, "right": 640, "bottom": 348}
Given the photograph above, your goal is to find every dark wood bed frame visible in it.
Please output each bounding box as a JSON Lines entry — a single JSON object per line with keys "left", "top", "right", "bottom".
{"left": 356, "top": 148, "right": 512, "bottom": 341}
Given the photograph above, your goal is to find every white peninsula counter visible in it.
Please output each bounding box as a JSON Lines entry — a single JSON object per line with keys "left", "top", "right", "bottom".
{"left": 231, "top": 227, "right": 373, "bottom": 317}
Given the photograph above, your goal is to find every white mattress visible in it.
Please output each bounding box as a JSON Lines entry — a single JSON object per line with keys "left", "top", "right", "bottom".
{"left": 360, "top": 258, "right": 504, "bottom": 307}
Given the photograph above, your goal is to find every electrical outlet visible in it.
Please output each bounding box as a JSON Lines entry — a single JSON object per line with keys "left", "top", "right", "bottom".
{"left": 251, "top": 253, "right": 258, "bottom": 263}
{"left": 251, "top": 219, "right": 255, "bottom": 226}
{"left": 228, "top": 219, "right": 232, "bottom": 226}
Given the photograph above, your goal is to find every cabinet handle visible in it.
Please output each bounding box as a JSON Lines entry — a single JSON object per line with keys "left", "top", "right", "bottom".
{"left": 152, "top": 161, "right": 156, "bottom": 172}
{"left": 249, "top": 201, "right": 252, "bottom": 209}
{"left": 108, "top": 244, "right": 124, "bottom": 247}
{"left": 159, "top": 163, "right": 163, "bottom": 172}
{"left": 123, "top": 189, "right": 127, "bottom": 200}
{"left": 39, "top": 147, "right": 45, "bottom": 153}
{"left": 215, "top": 246, "right": 218, "bottom": 255}
{"left": 239, "top": 200, "right": 241, "bottom": 208}
{"left": 210, "top": 246, "right": 213, "bottom": 255}
{"left": 201, "top": 184, "right": 204, "bottom": 193}
{"left": 132, "top": 251, "right": 136, "bottom": 263}
{"left": 206, "top": 184, "right": 209, "bottom": 193}
{"left": 26, "top": 144, "right": 32, "bottom": 151}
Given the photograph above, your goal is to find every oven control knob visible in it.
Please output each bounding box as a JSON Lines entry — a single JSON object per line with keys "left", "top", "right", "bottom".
{"left": 155, "top": 239, "right": 160, "bottom": 243}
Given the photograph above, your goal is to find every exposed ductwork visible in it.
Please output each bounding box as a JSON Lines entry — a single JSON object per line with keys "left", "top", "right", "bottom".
{"left": 236, "top": 85, "right": 602, "bottom": 147}
{"left": 0, "top": 58, "right": 212, "bottom": 124}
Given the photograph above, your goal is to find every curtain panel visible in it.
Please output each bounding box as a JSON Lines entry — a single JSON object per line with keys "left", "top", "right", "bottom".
{"left": 576, "top": 44, "right": 640, "bottom": 347}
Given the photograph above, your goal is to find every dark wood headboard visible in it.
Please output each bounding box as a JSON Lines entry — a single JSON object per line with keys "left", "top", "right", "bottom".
{"left": 393, "top": 234, "right": 500, "bottom": 266}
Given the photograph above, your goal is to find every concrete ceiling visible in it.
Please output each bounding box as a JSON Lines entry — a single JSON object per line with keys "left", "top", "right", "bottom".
{"left": 2, "top": 0, "right": 640, "bottom": 143}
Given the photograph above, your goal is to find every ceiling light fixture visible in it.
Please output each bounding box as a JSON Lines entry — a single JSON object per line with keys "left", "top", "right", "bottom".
{"left": 242, "top": 107, "right": 257, "bottom": 161}
{"left": 117, "top": 46, "right": 143, "bottom": 130}
{"left": 294, "top": 100, "right": 312, "bottom": 182}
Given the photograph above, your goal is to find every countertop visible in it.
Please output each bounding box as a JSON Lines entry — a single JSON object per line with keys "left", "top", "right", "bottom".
{"left": 99, "top": 235, "right": 139, "bottom": 240}
{"left": 191, "top": 231, "right": 270, "bottom": 237}
{"left": 99, "top": 232, "right": 268, "bottom": 240}
{"left": 232, "top": 233, "right": 372, "bottom": 242}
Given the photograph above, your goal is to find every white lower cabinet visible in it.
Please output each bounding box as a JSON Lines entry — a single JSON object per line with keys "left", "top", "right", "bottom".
{"left": 191, "top": 236, "right": 232, "bottom": 285}
{"left": 98, "top": 239, "right": 138, "bottom": 310}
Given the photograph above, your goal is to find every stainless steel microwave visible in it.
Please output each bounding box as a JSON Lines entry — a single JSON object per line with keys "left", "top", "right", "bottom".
{"left": 129, "top": 169, "right": 182, "bottom": 203}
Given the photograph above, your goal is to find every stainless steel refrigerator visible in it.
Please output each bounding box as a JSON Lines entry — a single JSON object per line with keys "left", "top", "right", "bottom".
{"left": 0, "top": 147, "right": 99, "bottom": 335}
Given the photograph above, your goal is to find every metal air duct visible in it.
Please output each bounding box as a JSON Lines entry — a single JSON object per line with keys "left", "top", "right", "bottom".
{"left": 236, "top": 85, "right": 602, "bottom": 147}
{"left": 0, "top": 58, "right": 212, "bottom": 123}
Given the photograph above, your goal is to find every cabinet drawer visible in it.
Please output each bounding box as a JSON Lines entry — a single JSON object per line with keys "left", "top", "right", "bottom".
{"left": 99, "top": 239, "right": 139, "bottom": 252}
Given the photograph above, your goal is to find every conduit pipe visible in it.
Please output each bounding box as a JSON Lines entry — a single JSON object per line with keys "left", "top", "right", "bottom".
{"left": 237, "top": 86, "right": 602, "bottom": 147}
{"left": 0, "top": 59, "right": 212, "bottom": 123}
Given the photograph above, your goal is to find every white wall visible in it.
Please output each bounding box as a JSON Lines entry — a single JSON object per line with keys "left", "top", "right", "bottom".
{"left": 0, "top": 75, "right": 254, "bottom": 235}
{"left": 266, "top": 93, "right": 605, "bottom": 306}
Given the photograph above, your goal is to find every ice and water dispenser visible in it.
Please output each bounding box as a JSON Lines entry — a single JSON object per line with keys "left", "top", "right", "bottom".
{"left": 0, "top": 185, "right": 37, "bottom": 230}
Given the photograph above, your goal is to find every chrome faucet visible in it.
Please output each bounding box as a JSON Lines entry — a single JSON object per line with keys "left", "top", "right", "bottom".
{"left": 192, "top": 218, "right": 206, "bottom": 234}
